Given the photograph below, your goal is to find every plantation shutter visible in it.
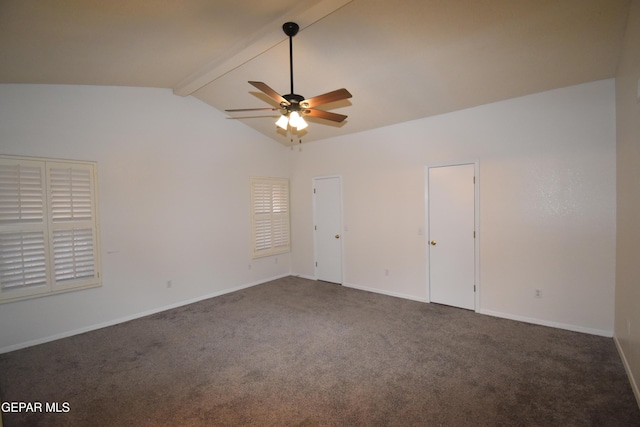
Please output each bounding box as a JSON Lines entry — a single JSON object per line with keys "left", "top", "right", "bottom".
{"left": 48, "top": 163, "right": 99, "bottom": 290}
{"left": 251, "top": 177, "right": 290, "bottom": 258}
{"left": 0, "top": 159, "right": 51, "bottom": 299}
{"left": 0, "top": 156, "right": 101, "bottom": 303}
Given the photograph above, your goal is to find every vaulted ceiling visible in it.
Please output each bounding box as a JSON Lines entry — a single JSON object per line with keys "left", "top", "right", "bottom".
{"left": 0, "top": 0, "right": 631, "bottom": 143}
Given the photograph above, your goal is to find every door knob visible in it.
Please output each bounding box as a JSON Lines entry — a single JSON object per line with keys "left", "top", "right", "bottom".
{"left": 335, "top": 234, "right": 340, "bottom": 239}
{"left": 430, "top": 240, "right": 437, "bottom": 246}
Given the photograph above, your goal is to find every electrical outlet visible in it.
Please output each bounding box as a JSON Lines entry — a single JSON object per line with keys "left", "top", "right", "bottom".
{"left": 534, "top": 289, "right": 542, "bottom": 298}
{"left": 166, "top": 280, "right": 172, "bottom": 288}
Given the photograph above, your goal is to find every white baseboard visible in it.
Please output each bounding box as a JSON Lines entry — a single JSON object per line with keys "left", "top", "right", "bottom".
{"left": 614, "top": 335, "right": 640, "bottom": 408}
{"left": 291, "top": 273, "right": 316, "bottom": 281}
{"left": 0, "top": 273, "right": 290, "bottom": 354}
{"left": 288, "top": 276, "right": 615, "bottom": 339}
{"left": 343, "top": 282, "right": 428, "bottom": 303}
{"left": 480, "top": 309, "right": 613, "bottom": 337}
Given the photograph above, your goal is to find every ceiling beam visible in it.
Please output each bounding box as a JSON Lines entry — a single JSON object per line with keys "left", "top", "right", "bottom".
{"left": 172, "top": 0, "right": 352, "bottom": 97}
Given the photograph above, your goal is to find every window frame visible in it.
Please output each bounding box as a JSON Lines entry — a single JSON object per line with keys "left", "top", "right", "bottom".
{"left": 0, "top": 155, "right": 101, "bottom": 303}
{"left": 250, "top": 176, "right": 291, "bottom": 259}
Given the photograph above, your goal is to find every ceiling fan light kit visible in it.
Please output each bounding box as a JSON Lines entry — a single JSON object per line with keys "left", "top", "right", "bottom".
{"left": 275, "top": 114, "right": 290, "bottom": 129}
{"left": 226, "top": 22, "right": 352, "bottom": 136}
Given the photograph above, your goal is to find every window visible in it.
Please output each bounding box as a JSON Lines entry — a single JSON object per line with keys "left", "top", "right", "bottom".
{"left": 250, "top": 177, "right": 290, "bottom": 258}
{"left": 0, "top": 156, "right": 101, "bottom": 303}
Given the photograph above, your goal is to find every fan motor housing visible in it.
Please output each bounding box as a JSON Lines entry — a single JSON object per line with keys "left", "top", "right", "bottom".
{"left": 283, "top": 93, "right": 305, "bottom": 110}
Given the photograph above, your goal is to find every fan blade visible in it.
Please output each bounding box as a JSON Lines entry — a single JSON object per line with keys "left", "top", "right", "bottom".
{"left": 226, "top": 108, "right": 279, "bottom": 112}
{"left": 249, "top": 81, "right": 289, "bottom": 106}
{"left": 303, "top": 109, "right": 348, "bottom": 122}
{"left": 302, "top": 88, "right": 352, "bottom": 108}
{"left": 227, "top": 115, "right": 279, "bottom": 119}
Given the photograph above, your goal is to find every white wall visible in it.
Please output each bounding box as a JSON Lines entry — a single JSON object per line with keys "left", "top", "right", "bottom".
{"left": 291, "top": 79, "right": 616, "bottom": 336}
{"left": 0, "top": 84, "right": 292, "bottom": 352}
{"left": 615, "top": 0, "right": 640, "bottom": 404}
{"left": 0, "top": 79, "right": 618, "bottom": 351}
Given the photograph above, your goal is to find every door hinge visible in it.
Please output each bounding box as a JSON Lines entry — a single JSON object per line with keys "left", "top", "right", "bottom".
{"left": 474, "top": 285, "right": 476, "bottom": 292}
{"left": 473, "top": 231, "right": 476, "bottom": 238}
{"left": 315, "top": 225, "right": 317, "bottom": 230}
{"left": 473, "top": 176, "right": 476, "bottom": 184}
{"left": 313, "top": 188, "right": 316, "bottom": 194}
{"left": 315, "top": 262, "right": 318, "bottom": 267}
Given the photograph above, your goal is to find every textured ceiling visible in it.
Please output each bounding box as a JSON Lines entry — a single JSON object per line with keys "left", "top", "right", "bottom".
{"left": 0, "top": 0, "right": 631, "bottom": 143}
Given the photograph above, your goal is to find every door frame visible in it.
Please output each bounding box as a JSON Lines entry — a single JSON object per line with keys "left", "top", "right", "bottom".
{"left": 424, "top": 161, "right": 480, "bottom": 312}
{"left": 312, "top": 175, "right": 345, "bottom": 284}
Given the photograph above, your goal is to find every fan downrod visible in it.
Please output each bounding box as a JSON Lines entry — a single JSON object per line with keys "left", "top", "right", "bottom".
{"left": 283, "top": 22, "right": 300, "bottom": 98}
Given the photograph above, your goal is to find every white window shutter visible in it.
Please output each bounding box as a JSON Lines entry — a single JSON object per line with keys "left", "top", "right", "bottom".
{"left": 50, "top": 166, "right": 93, "bottom": 222}
{"left": 251, "top": 177, "right": 290, "bottom": 258}
{"left": 271, "top": 181, "right": 290, "bottom": 249}
{"left": 0, "top": 156, "right": 101, "bottom": 303}
{"left": 0, "top": 230, "right": 49, "bottom": 293}
{"left": 0, "top": 159, "right": 51, "bottom": 299}
{"left": 52, "top": 228, "right": 97, "bottom": 283}
{"left": 47, "top": 163, "right": 100, "bottom": 290}
{"left": 0, "top": 162, "right": 45, "bottom": 224}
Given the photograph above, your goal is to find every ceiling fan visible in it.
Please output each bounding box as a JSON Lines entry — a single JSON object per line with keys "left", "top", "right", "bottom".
{"left": 225, "top": 22, "right": 352, "bottom": 132}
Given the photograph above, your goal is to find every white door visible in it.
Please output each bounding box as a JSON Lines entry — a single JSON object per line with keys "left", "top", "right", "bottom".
{"left": 428, "top": 164, "right": 476, "bottom": 310}
{"left": 314, "top": 176, "right": 343, "bottom": 284}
